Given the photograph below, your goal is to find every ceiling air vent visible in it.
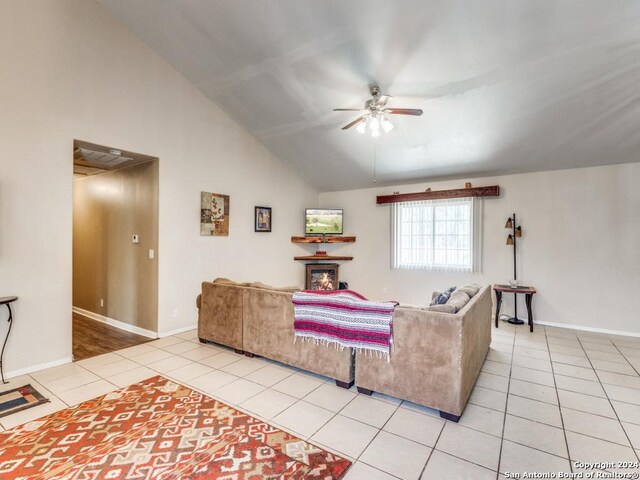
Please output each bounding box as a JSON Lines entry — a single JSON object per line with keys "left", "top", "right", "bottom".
{"left": 77, "top": 148, "right": 133, "bottom": 167}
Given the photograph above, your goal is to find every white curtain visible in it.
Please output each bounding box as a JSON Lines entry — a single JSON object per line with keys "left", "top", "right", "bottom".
{"left": 391, "top": 197, "right": 482, "bottom": 272}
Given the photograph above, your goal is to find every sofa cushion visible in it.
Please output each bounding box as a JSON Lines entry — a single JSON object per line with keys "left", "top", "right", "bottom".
{"left": 446, "top": 290, "right": 471, "bottom": 313}
{"left": 213, "top": 277, "right": 237, "bottom": 285}
{"left": 212, "top": 278, "right": 253, "bottom": 287}
{"left": 250, "top": 282, "right": 301, "bottom": 293}
{"left": 425, "top": 304, "right": 457, "bottom": 314}
{"left": 398, "top": 304, "right": 424, "bottom": 310}
{"left": 458, "top": 284, "right": 481, "bottom": 298}
{"left": 399, "top": 303, "right": 457, "bottom": 314}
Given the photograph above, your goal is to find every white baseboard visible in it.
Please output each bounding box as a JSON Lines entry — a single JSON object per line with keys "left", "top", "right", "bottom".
{"left": 5, "top": 356, "right": 73, "bottom": 379}
{"left": 158, "top": 324, "right": 197, "bottom": 338}
{"left": 537, "top": 320, "right": 640, "bottom": 338}
{"left": 73, "top": 306, "right": 158, "bottom": 339}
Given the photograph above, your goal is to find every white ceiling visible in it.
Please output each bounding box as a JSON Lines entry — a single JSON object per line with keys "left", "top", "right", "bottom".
{"left": 98, "top": 0, "right": 640, "bottom": 191}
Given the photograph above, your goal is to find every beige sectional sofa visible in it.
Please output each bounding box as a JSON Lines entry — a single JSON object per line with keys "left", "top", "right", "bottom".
{"left": 197, "top": 279, "right": 354, "bottom": 386}
{"left": 197, "top": 279, "right": 491, "bottom": 421}
{"left": 355, "top": 285, "right": 492, "bottom": 422}
{"left": 197, "top": 280, "right": 244, "bottom": 352}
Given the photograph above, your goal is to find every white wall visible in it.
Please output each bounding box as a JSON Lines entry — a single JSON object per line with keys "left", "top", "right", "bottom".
{"left": 0, "top": 0, "right": 317, "bottom": 376}
{"left": 320, "top": 163, "right": 640, "bottom": 335}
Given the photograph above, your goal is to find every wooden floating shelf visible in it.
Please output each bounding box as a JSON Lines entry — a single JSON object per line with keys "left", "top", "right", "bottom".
{"left": 291, "top": 236, "right": 356, "bottom": 244}
{"left": 376, "top": 185, "right": 500, "bottom": 204}
{"left": 294, "top": 255, "right": 354, "bottom": 261}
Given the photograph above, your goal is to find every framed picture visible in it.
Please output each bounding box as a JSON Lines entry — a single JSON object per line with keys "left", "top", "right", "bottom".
{"left": 305, "top": 263, "right": 339, "bottom": 291}
{"left": 201, "top": 192, "right": 230, "bottom": 236}
{"left": 255, "top": 206, "right": 272, "bottom": 232}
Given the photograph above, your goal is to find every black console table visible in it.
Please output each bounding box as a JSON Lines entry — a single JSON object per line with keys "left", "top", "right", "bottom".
{"left": 0, "top": 296, "right": 18, "bottom": 384}
{"left": 493, "top": 285, "right": 536, "bottom": 333}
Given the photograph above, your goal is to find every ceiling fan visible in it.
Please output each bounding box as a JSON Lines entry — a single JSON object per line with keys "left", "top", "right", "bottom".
{"left": 333, "top": 85, "right": 423, "bottom": 137}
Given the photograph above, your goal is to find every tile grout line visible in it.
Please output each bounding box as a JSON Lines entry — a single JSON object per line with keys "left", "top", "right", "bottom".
{"left": 609, "top": 340, "right": 640, "bottom": 378}
{"left": 354, "top": 461, "right": 403, "bottom": 479}
{"left": 349, "top": 396, "right": 451, "bottom": 477}
{"left": 487, "top": 329, "right": 610, "bottom": 461}
{"left": 272, "top": 375, "right": 350, "bottom": 442}
{"left": 495, "top": 323, "right": 517, "bottom": 480}
{"left": 417, "top": 421, "right": 447, "bottom": 479}
{"left": 574, "top": 335, "right": 640, "bottom": 463}
{"left": 316, "top": 392, "right": 401, "bottom": 461}
{"left": 544, "top": 324, "right": 574, "bottom": 473}
{"left": 429, "top": 448, "right": 501, "bottom": 476}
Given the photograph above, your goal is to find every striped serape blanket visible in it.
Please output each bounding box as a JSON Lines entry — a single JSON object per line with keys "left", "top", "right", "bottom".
{"left": 292, "top": 289, "right": 397, "bottom": 358}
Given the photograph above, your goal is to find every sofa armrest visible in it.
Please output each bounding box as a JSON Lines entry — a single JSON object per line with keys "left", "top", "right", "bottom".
{"left": 459, "top": 286, "right": 492, "bottom": 402}
{"left": 356, "top": 285, "right": 492, "bottom": 416}
{"left": 356, "top": 307, "right": 463, "bottom": 412}
{"left": 196, "top": 293, "right": 201, "bottom": 310}
{"left": 197, "top": 281, "right": 243, "bottom": 350}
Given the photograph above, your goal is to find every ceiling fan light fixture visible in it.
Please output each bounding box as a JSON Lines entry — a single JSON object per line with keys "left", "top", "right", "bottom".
{"left": 371, "top": 128, "right": 380, "bottom": 138}
{"left": 369, "top": 116, "right": 380, "bottom": 132}
{"left": 356, "top": 118, "right": 367, "bottom": 134}
{"left": 381, "top": 116, "right": 394, "bottom": 133}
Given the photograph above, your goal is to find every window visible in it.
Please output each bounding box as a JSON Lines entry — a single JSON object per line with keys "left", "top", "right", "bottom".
{"left": 391, "top": 197, "right": 480, "bottom": 272}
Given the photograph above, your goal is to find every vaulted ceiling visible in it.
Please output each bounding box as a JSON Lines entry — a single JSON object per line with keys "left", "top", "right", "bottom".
{"left": 99, "top": 0, "right": 640, "bottom": 191}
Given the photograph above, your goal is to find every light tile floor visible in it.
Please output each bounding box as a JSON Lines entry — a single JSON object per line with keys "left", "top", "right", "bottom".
{"left": 2, "top": 324, "right": 640, "bottom": 479}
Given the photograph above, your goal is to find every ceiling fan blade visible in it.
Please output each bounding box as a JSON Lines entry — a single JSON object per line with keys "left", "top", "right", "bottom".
{"left": 342, "top": 115, "right": 366, "bottom": 130}
{"left": 385, "top": 108, "right": 423, "bottom": 116}
{"left": 333, "top": 108, "right": 362, "bottom": 112}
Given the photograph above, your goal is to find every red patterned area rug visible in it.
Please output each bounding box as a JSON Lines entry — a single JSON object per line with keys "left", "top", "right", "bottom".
{"left": 0, "top": 375, "right": 351, "bottom": 479}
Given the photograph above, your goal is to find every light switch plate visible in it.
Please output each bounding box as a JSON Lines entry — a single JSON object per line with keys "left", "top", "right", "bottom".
{"left": 132, "top": 234, "right": 139, "bottom": 244}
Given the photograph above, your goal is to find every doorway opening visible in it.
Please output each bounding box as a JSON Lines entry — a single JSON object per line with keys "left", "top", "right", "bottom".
{"left": 72, "top": 140, "right": 159, "bottom": 361}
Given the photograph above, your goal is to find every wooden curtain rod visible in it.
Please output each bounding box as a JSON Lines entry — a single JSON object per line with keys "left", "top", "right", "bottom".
{"left": 376, "top": 185, "right": 500, "bottom": 205}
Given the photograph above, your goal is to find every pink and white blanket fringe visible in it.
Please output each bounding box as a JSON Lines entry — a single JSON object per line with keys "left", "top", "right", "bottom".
{"left": 292, "top": 289, "right": 397, "bottom": 358}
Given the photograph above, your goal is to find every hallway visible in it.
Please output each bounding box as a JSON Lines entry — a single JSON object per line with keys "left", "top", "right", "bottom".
{"left": 73, "top": 313, "right": 152, "bottom": 361}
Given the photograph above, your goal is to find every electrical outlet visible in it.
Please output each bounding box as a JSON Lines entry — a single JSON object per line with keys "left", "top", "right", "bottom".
{"left": 172, "top": 308, "right": 179, "bottom": 319}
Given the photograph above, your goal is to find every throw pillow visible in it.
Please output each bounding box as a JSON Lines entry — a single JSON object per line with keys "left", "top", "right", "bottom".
{"left": 430, "top": 286, "right": 456, "bottom": 306}
{"left": 446, "top": 290, "right": 471, "bottom": 313}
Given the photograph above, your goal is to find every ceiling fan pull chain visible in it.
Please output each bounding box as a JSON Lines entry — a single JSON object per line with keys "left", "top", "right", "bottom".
{"left": 373, "top": 142, "right": 377, "bottom": 184}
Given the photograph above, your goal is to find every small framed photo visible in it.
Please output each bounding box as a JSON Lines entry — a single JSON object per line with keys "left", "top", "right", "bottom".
{"left": 255, "top": 206, "right": 272, "bottom": 232}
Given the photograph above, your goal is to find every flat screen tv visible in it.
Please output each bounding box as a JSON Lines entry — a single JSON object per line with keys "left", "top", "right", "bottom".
{"left": 305, "top": 208, "right": 343, "bottom": 235}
